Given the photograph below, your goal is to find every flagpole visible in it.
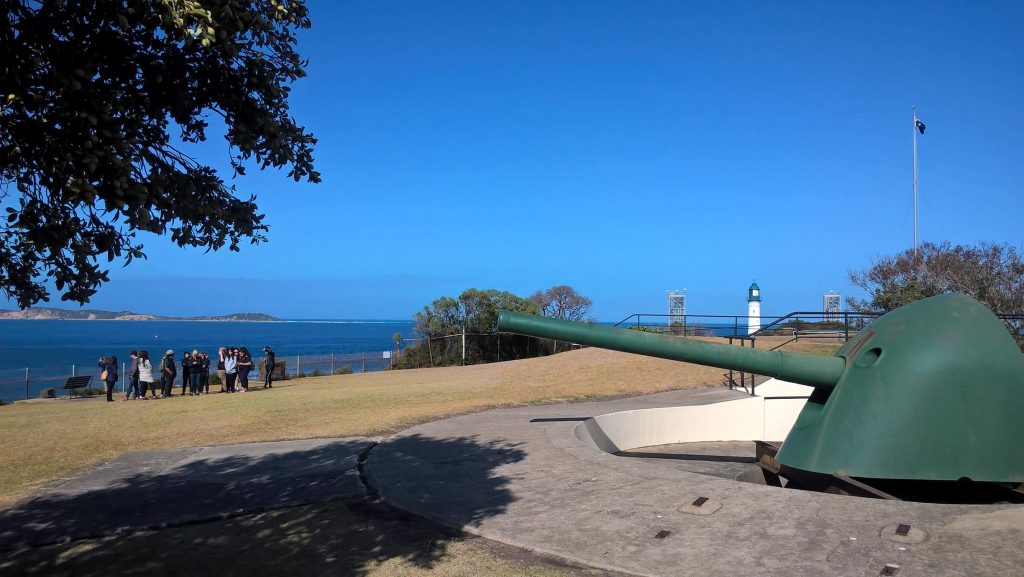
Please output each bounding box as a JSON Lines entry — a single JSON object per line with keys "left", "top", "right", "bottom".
{"left": 913, "top": 105, "right": 918, "bottom": 258}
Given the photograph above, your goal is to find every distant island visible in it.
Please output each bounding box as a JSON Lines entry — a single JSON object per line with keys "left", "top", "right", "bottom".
{"left": 0, "top": 308, "right": 280, "bottom": 322}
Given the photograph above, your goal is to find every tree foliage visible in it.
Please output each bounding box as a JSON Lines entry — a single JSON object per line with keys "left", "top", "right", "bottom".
{"left": 0, "top": 0, "right": 319, "bottom": 307}
{"left": 397, "top": 288, "right": 539, "bottom": 368}
{"left": 413, "top": 288, "right": 538, "bottom": 339}
{"left": 529, "top": 284, "right": 593, "bottom": 322}
{"left": 848, "top": 242, "right": 1024, "bottom": 315}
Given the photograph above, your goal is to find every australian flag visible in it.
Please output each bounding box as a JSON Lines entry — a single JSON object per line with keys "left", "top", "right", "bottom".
{"left": 915, "top": 118, "right": 926, "bottom": 134}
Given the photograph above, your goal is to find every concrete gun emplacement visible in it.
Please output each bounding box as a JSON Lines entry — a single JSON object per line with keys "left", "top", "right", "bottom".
{"left": 499, "top": 294, "right": 1024, "bottom": 499}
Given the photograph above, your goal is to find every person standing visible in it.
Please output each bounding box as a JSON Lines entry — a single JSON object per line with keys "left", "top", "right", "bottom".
{"left": 237, "top": 347, "right": 253, "bottom": 392}
{"left": 200, "top": 352, "right": 211, "bottom": 394}
{"left": 262, "top": 346, "right": 276, "bottom": 389}
{"left": 98, "top": 355, "right": 118, "bottom": 403}
{"left": 138, "top": 351, "right": 156, "bottom": 399}
{"left": 160, "top": 350, "right": 177, "bottom": 398}
{"left": 188, "top": 350, "right": 203, "bottom": 395}
{"left": 224, "top": 348, "right": 238, "bottom": 393}
{"left": 180, "top": 352, "right": 191, "bottom": 396}
{"left": 217, "top": 347, "right": 227, "bottom": 393}
{"left": 125, "top": 350, "right": 140, "bottom": 400}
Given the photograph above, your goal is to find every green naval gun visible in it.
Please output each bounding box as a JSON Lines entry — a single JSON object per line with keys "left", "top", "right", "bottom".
{"left": 497, "top": 293, "right": 1024, "bottom": 499}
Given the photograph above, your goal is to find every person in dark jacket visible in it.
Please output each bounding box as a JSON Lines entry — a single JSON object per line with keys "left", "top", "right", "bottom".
{"left": 199, "top": 352, "right": 211, "bottom": 394}
{"left": 262, "top": 346, "right": 276, "bottom": 389}
{"left": 188, "top": 350, "right": 203, "bottom": 396}
{"left": 125, "top": 350, "right": 140, "bottom": 400}
{"left": 98, "top": 356, "right": 119, "bottom": 402}
{"left": 217, "top": 347, "right": 227, "bottom": 393}
{"left": 160, "top": 350, "right": 177, "bottom": 398}
{"left": 180, "top": 352, "right": 191, "bottom": 396}
{"left": 237, "top": 347, "right": 253, "bottom": 392}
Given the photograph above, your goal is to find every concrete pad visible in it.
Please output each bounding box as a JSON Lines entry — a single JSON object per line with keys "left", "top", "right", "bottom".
{"left": 368, "top": 387, "right": 1024, "bottom": 577}
{"left": 0, "top": 437, "right": 373, "bottom": 551}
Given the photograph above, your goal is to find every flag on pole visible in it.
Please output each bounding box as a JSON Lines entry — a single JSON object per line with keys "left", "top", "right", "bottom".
{"left": 915, "top": 117, "right": 926, "bottom": 134}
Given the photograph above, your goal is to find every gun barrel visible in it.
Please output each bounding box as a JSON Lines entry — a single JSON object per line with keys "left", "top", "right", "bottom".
{"left": 497, "top": 311, "right": 845, "bottom": 390}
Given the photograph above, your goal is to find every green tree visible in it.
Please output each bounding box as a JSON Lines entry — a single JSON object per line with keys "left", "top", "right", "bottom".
{"left": 391, "top": 332, "right": 402, "bottom": 358}
{"left": 414, "top": 288, "right": 538, "bottom": 338}
{"left": 848, "top": 242, "right": 1024, "bottom": 315}
{"left": 403, "top": 288, "right": 538, "bottom": 367}
{"left": 1, "top": 0, "right": 319, "bottom": 308}
{"left": 529, "top": 285, "right": 594, "bottom": 322}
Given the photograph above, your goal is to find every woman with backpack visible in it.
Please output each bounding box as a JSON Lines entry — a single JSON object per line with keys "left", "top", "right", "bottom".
{"left": 97, "top": 356, "right": 118, "bottom": 403}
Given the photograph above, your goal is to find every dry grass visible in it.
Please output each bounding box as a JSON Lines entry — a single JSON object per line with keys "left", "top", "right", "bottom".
{"left": 0, "top": 339, "right": 838, "bottom": 507}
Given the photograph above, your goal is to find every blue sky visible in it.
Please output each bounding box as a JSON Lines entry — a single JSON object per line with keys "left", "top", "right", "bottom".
{"left": 6, "top": 1, "right": 1023, "bottom": 320}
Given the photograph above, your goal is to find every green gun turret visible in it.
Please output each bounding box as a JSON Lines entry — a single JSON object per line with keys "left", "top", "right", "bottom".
{"left": 498, "top": 293, "right": 1024, "bottom": 484}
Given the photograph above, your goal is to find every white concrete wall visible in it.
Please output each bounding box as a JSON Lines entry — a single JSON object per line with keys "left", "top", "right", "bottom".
{"left": 757, "top": 379, "right": 814, "bottom": 441}
{"left": 575, "top": 379, "right": 814, "bottom": 453}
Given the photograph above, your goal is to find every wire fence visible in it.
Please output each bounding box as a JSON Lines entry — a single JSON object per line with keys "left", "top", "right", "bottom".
{"left": 392, "top": 333, "right": 582, "bottom": 369}
{"left": 0, "top": 350, "right": 396, "bottom": 403}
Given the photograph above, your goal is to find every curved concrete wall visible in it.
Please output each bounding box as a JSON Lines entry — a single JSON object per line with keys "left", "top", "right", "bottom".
{"left": 575, "top": 379, "right": 812, "bottom": 453}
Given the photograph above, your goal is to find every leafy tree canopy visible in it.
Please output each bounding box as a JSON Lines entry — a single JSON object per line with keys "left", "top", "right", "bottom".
{"left": 414, "top": 288, "right": 538, "bottom": 338}
{"left": 529, "top": 284, "right": 594, "bottom": 322}
{"left": 848, "top": 242, "right": 1024, "bottom": 315}
{"left": 0, "top": 0, "right": 320, "bottom": 308}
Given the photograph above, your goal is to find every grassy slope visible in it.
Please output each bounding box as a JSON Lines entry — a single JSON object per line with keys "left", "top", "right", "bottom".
{"left": 0, "top": 339, "right": 838, "bottom": 506}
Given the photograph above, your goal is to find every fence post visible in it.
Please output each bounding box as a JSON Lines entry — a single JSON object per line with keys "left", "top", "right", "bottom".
{"left": 25, "top": 367, "right": 29, "bottom": 400}
{"left": 72, "top": 364, "right": 76, "bottom": 378}
{"left": 331, "top": 353, "right": 335, "bottom": 375}
{"left": 461, "top": 327, "right": 466, "bottom": 365}
{"left": 361, "top": 353, "right": 365, "bottom": 373}
{"left": 296, "top": 355, "right": 300, "bottom": 378}
{"left": 427, "top": 336, "right": 434, "bottom": 367}
{"left": 121, "top": 361, "right": 126, "bottom": 393}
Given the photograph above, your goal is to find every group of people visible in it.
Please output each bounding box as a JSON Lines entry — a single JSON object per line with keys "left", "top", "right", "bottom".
{"left": 98, "top": 346, "right": 277, "bottom": 402}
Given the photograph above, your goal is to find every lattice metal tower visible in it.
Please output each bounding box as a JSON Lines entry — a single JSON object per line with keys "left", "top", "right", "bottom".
{"left": 668, "top": 290, "right": 686, "bottom": 327}
{"left": 823, "top": 291, "right": 841, "bottom": 322}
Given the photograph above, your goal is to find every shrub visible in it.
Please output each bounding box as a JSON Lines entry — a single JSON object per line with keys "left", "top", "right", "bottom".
{"left": 333, "top": 366, "right": 354, "bottom": 375}
{"left": 628, "top": 325, "right": 662, "bottom": 333}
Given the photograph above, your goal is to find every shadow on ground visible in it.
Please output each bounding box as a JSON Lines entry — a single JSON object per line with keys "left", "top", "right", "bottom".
{"left": 0, "top": 435, "right": 528, "bottom": 577}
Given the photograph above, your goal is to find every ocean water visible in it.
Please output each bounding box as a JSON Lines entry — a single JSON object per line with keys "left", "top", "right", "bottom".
{"left": 0, "top": 319, "right": 414, "bottom": 401}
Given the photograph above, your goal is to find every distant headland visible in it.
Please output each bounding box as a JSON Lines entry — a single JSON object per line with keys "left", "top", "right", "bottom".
{"left": 0, "top": 308, "right": 280, "bottom": 322}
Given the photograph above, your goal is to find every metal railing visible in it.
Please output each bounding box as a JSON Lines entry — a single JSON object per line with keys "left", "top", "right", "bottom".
{"left": 612, "top": 311, "right": 882, "bottom": 339}
{"left": 613, "top": 309, "right": 1024, "bottom": 395}
{"left": 613, "top": 310, "right": 1024, "bottom": 343}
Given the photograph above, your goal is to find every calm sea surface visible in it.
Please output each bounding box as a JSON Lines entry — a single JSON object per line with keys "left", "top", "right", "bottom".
{"left": 0, "top": 319, "right": 414, "bottom": 400}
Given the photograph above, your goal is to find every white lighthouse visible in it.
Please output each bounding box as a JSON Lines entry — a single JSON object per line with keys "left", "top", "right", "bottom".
{"left": 747, "top": 281, "right": 761, "bottom": 335}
